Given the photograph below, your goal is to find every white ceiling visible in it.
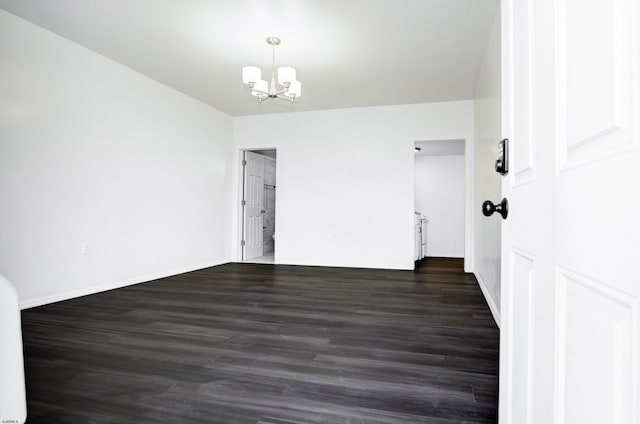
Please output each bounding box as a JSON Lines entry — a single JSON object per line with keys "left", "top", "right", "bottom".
{"left": 0, "top": 0, "right": 499, "bottom": 116}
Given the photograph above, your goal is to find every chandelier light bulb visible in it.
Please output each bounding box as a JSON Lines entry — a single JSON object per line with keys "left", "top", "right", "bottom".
{"left": 242, "top": 66, "right": 261, "bottom": 85}
{"left": 286, "top": 81, "right": 301, "bottom": 98}
{"left": 251, "top": 80, "right": 268, "bottom": 96}
{"left": 277, "top": 67, "right": 296, "bottom": 87}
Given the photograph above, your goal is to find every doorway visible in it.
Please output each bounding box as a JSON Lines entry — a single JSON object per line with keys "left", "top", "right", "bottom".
{"left": 413, "top": 139, "right": 466, "bottom": 263}
{"left": 241, "top": 149, "right": 276, "bottom": 263}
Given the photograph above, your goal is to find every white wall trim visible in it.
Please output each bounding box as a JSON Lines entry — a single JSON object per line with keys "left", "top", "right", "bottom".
{"left": 19, "top": 259, "right": 230, "bottom": 310}
{"left": 424, "top": 253, "right": 465, "bottom": 259}
{"left": 465, "top": 131, "right": 475, "bottom": 273}
{"left": 236, "top": 260, "right": 413, "bottom": 271}
{"left": 474, "top": 271, "right": 500, "bottom": 327}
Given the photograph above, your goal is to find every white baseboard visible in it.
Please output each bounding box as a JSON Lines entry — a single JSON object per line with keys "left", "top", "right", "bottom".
{"left": 19, "top": 258, "right": 230, "bottom": 310}
{"left": 424, "top": 253, "right": 465, "bottom": 259}
{"left": 474, "top": 271, "right": 500, "bottom": 328}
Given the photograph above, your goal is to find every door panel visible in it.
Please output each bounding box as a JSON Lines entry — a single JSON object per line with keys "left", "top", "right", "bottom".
{"left": 511, "top": 0, "right": 536, "bottom": 186}
{"left": 557, "top": 0, "right": 637, "bottom": 171}
{"left": 507, "top": 248, "right": 535, "bottom": 424}
{"left": 555, "top": 268, "right": 635, "bottom": 424}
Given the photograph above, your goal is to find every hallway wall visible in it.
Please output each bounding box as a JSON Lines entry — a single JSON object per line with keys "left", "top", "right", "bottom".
{"left": 473, "top": 8, "right": 502, "bottom": 324}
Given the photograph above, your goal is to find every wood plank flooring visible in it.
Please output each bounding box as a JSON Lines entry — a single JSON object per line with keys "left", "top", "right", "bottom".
{"left": 21, "top": 258, "right": 499, "bottom": 424}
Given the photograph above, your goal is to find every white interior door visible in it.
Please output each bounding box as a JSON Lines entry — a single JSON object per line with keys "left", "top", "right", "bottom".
{"left": 499, "top": 0, "right": 640, "bottom": 423}
{"left": 242, "top": 151, "right": 265, "bottom": 260}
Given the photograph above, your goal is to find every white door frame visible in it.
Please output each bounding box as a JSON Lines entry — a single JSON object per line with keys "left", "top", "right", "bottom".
{"left": 235, "top": 148, "right": 278, "bottom": 262}
{"left": 409, "top": 138, "right": 474, "bottom": 273}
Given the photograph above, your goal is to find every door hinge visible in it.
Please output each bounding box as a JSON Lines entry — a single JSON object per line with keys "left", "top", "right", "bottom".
{"left": 241, "top": 240, "right": 246, "bottom": 246}
{"left": 241, "top": 200, "right": 246, "bottom": 206}
{"left": 242, "top": 160, "right": 247, "bottom": 166}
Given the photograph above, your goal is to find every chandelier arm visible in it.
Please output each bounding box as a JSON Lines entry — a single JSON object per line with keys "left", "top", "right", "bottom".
{"left": 276, "top": 94, "right": 295, "bottom": 103}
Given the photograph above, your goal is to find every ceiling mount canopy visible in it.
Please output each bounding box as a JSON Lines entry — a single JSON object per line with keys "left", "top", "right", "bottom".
{"left": 242, "top": 36, "right": 301, "bottom": 103}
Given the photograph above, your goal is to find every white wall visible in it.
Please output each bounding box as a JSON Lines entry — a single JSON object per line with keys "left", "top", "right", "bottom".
{"left": 233, "top": 101, "right": 474, "bottom": 270}
{"left": 415, "top": 155, "right": 465, "bottom": 258}
{"left": 0, "top": 10, "right": 233, "bottom": 308}
{"left": 473, "top": 9, "right": 502, "bottom": 324}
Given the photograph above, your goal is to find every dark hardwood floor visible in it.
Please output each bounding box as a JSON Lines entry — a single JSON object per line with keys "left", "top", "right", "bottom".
{"left": 21, "top": 258, "right": 499, "bottom": 424}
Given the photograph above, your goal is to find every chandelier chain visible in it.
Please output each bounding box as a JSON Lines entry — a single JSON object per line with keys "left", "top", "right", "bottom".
{"left": 270, "top": 42, "right": 277, "bottom": 96}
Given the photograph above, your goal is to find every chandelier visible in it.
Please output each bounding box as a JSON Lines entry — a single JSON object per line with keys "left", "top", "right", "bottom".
{"left": 242, "top": 36, "right": 301, "bottom": 103}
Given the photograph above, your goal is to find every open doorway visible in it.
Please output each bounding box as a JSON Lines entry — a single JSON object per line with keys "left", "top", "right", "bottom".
{"left": 241, "top": 149, "right": 276, "bottom": 264}
{"left": 413, "top": 140, "right": 466, "bottom": 263}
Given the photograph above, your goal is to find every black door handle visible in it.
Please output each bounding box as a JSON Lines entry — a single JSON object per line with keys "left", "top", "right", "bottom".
{"left": 482, "top": 198, "right": 508, "bottom": 219}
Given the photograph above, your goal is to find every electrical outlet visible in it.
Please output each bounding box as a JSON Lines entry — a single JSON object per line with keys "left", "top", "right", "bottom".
{"left": 81, "top": 243, "right": 92, "bottom": 255}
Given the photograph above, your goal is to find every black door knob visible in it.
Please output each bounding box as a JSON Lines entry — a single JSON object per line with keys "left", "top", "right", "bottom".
{"left": 482, "top": 198, "right": 509, "bottom": 219}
